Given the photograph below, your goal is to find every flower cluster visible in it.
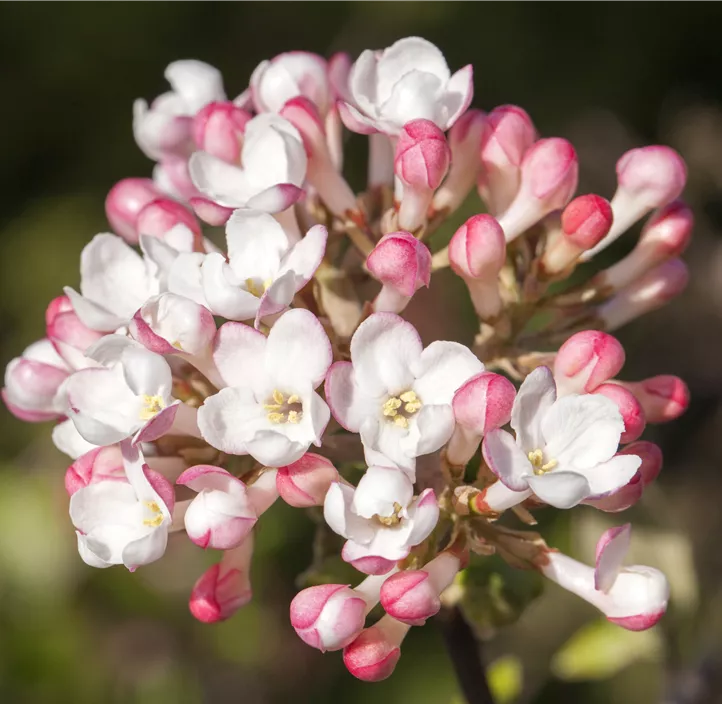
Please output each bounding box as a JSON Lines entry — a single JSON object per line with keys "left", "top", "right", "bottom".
{"left": 4, "top": 37, "right": 690, "bottom": 682}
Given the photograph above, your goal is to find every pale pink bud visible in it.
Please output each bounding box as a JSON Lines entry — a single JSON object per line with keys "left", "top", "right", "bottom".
{"left": 380, "top": 551, "right": 461, "bottom": 625}
{"left": 553, "top": 331, "right": 626, "bottom": 396}
{"left": 46, "top": 295, "right": 103, "bottom": 365}
{"left": 497, "top": 138, "right": 579, "bottom": 242}
{"left": 343, "top": 615, "right": 410, "bottom": 682}
{"left": 592, "top": 200, "right": 693, "bottom": 292}
{"left": 105, "top": 178, "right": 162, "bottom": 244}
{"left": 541, "top": 195, "right": 613, "bottom": 275}
{"left": 448, "top": 214, "right": 506, "bottom": 320}
{"left": 65, "top": 445, "right": 126, "bottom": 495}
{"left": 432, "top": 109, "right": 487, "bottom": 215}
{"left": 135, "top": 198, "right": 202, "bottom": 249}
{"left": 395, "top": 119, "right": 451, "bottom": 231}
{"left": 581, "top": 146, "right": 687, "bottom": 261}
{"left": 189, "top": 538, "right": 254, "bottom": 623}
{"left": 593, "top": 383, "right": 646, "bottom": 444}
{"left": 192, "top": 101, "right": 251, "bottom": 163}
{"left": 276, "top": 453, "right": 339, "bottom": 508}
{"left": 597, "top": 259, "right": 688, "bottom": 331}
{"left": 154, "top": 156, "right": 200, "bottom": 201}
{"left": 366, "top": 231, "right": 431, "bottom": 313}
{"left": 447, "top": 372, "right": 517, "bottom": 466}
{"left": 613, "top": 375, "right": 689, "bottom": 424}
{"left": 290, "top": 584, "right": 368, "bottom": 652}
{"left": 280, "top": 97, "right": 357, "bottom": 218}
{"left": 478, "top": 105, "right": 537, "bottom": 214}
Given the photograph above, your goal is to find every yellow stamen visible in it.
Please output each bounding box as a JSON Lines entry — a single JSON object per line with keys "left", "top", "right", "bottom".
{"left": 375, "top": 502, "right": 403, "bottom": 526}
{"left": 273, "top": 389, "right": 285, "bottom": 405}
{"left": 394, "top": 415, "right": 409, "bottom": 429}
{"left": 528, "top": 449, "right": 558, "bottom": 476}
{"left": 382, "top": 397, "right": 402, "bottom": 417}
{"left": 267, "top": 412, "right": 286, "bottom": 424}
{"left": 287, "top": 394, "right": 300, "bottom": 404}
{"left": 382, "top": 390, "right": 422, "bottom": 427}
{"left": 142, "top": 500, "right": 164, "bottom": 527}
{"left": 399, "top": 390, "right": 418, "bottom": 403}
{"left": 287, "top": 410, "right": 302, "bottom": 424}
{"left": 245, "top": 277, "right": 274, "bottom": 298}
{"left": 139, "top": 394, "right": 165, "bottom": 421}
{"left": 265, "top": 389, "right": 303, "bottom": 424}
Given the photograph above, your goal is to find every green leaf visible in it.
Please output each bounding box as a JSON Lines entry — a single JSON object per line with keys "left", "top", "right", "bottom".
{"left": 488, "top": 655, "right": 524, "bottom": 704}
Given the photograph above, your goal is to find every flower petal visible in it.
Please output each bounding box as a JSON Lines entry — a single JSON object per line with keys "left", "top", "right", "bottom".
{"left": 201, "top": 252, "right": 261, "bottom": 321}
{"left": 583, "top": 454, "right": 642, "bottom": 499}
{"left": 511, "top": 366, "right": 557, "bottom": 451}
{"left": 325, "top": 361, "right": 379, "bottom": 432}
{"left": 481, "top": 429, "right": 532, "bottom": 491}
{"left": 189, "top": 151, "right": 255, "bottom": 207}
{"left": 411, "top": 341, "right": 484, "bottom": 405}
{"left": 197, "top": 386, "right": 266, "bottom": 455}
{"left": 401, "top": 404, "right": 455, "bottom": 458}
{"left": 351, "top": 466, "right": 414, "bottom": 519}
{"left": 438, "top": 64, "right": 474, "bottom": 130}
{"left": 212, "top": 321, "right": 267, "bottom": 392}
{"left": 405, "top": 488, "right": 439, "bottom": 546}
{"left": 595, "top": 524, "right": 631, "bottom": 593}
{"left": 225, "top": 210, "right": 288, "bottom": 283}
{"left": 526, "top": 471, "right": 591, "bottom": 509}
{"left": 323, "top": 482, "right": 377, "bottom": 545}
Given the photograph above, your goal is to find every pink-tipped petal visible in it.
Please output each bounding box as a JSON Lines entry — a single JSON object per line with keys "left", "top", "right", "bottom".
{"left": 276, "top": 453, "right": 339, "bottom": 508}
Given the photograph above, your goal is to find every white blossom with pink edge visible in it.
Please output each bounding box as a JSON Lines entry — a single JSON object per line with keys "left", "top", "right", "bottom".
{"left": 64, "top": 336, "right": 180, "bottom": 447}
{"left": 2, "top": 339, "right": 70, "bottom": 422}
{"left": 481, "top": 366, "right": 640, "bottom": 510}
{"left": 325, "top": 313, "right": 483, "bottom": 474}
{"left": 323, "top": 465, "right": 439, "bottom": 575}
{"left": 198, "top": 308, "right": 332, "bottom": 467}
{"left": 69, "top": 441, "right": 176, "bottom": 570}
{"left": 339, "top": 37, "right": 473, "bottom": 136}
{"left": 134, "top": 60, "right": 225, "bottom": 161}
{"left": 538, "top": 524, "right": 670, "bottom": 631}
{"left": 199, "top": 209, "right": 326, "bottom": 325}
{"left": 189, "top": 113, "right": 306, "bottom": 213}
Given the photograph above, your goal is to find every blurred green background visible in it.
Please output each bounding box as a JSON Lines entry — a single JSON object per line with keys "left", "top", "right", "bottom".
{"left": 3, "top": 2, "right": 722, "bottom": 702}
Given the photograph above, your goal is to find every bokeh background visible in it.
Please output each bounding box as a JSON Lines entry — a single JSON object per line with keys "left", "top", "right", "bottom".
{"left": 3, "top": 3, "right": 722, "bottom": 702}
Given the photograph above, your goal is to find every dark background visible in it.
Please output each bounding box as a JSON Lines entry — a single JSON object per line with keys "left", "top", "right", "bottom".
{"left": 3, "top": 3, "right": 722, "bottom": 703}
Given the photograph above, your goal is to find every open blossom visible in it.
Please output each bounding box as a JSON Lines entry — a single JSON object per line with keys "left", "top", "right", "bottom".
{"left": 324, "top": 465, "right": 439, "bottom": 575}
{"left": 189, "top": 113, "right": 306, "bottom": 213}
{"left": 325, "top": 313, "right": 483, "bottom": 474}
{"left": 70, "top": 442, "right": 175, "bottom": 570}
{"left": 198, "top": 308, "right": 332, "bottom": 467}
{"left": 339, "top": 37, "right": 473, "bottom": 135}
{"left": 481, "top": 367, "right": 641, "bottom": 509}
{"left": 65, "top": 336, "right": 180, "bottom": 446}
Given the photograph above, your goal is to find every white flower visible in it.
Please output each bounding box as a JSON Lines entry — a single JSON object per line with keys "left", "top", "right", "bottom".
{"left": 324, "top": 465, "right": 439, "bottom": 574}
{"left": 339, "top": 37, "right": 473, "bottom": 136}
{"left": 189, "top": 113, "right": 307, "bottom": 213}
{"left": 134, "top": 60, "right": 225, "bottom": 160}
{"left": 325, "top": 313, "right": 484, "bottom": 475}
{"left": 482, "top": 366, "right": 641, "bottom": 509}
{"left": 197, "top": 308, "right": 332, "bottom": 467}
{"left": 200, "top": 210, "right": 326, "bottom": 324}
{"left": 65, "top": 336, "right": 179, "bottom": 446}
{"left": 70, "top": 442, "right": 175, "bottom": 570}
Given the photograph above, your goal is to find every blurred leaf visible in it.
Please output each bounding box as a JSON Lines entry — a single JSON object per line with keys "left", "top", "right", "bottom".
{"left": 551, "top": 618, "right": 662, "bottom": 681}
{"left": 488, "top": 655, "right": 524, "bottom": 704}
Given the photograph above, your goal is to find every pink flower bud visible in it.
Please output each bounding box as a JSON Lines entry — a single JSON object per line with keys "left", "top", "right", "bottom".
{"left": 448, "top": 372, "right": 517, "bottom": 466}
{"left": 343, "top": 615, "right": 410, "bottom": 682}
{"left": 135, "top": 198, "right": 202, "bottom": 249}
{"left": 380, "top": 552, "right": 461, "bottom": 625}
{"left": 592, "top": 200, "right": 693, "bottom": 292}
{"left": 395, "top": 119, "right": 451, "bottom": 231}
{"left": 189, "top": 538, "right": 254, "bottom": 623}
{"left": 581, "top": 146, "right": 687, "bottom": 261}
{"left": 554, "top": 331, "right": 626, "bottom": 396}
{"left": 448, "top": 214, "right": 506, "bottom": 320}
{"left": 46, "top": 295, "right": 104, "bottom": 366}
{"left": 593, "top": 383, "right": 646, "bottom": 444}
{"left": 497, "top": 138, "right": 579, "bottom": 242}
{"left": 65, "top": 445, "right": 126, "bottom": 495}
{"left": 154, "top": 156, "right": 200, "bottom": 201}
{"left": 432, "top": 109, "right": 487, "bottom": 215}
{"left": 597, "top": 259, "right": 689, "bottom": 331}
{"left": 541, "top": 195, "right": 613, "bottom": 275}
{"left": 478, "top": 105, "right": 537, "bottom": 214}
{"left": 192, "top": 101, "right": 251, "bottom": 163}
{"left": 366, "top": 232, "right": 431, "bottom": 313}
{"left": 105, "top": 178, "right": 163, "bottom": 244}
{"left": 290, "top": 584, "right": 368, "bottom": 652}
{"left": 614, "top": 375, "right": 689, "bottom": 424}
{"left": 276, "top": 453, "right": 339, "bottom": 508}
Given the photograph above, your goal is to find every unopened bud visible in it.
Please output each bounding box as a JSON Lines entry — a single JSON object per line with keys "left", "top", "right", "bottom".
{"left": 276, "top": 453, "right": 339, "bottom": 508}
{"left": 192, "top": 101, "right": 251, "bottom": 163}
{"left": 65, "top": 445, "right": 126, "bottom": 496}
{"left": 581, "top": 146, "right": 687, "bottom": 261}
{"left": 343, "top": 615, "right": 410, "bottom": 682}
{"left": 593, "top": 383, "right": 646, "bottom": 444}
{"left": 612, "top": 375, "right": 689, "bottom": 424}
{"left": 105, "top": 178, "right": 162, "bottom": 244}
{"left": 554, "top": 331, "right": 626, "bottom": 396}
{"left": 497, "top": 138, "right": 579, "bottom": 242}
{"left": 136, "top": 198, "right": 202, "bottom": 248}
{"left": 46, "top": 295, "right": 103, "bottom": 367}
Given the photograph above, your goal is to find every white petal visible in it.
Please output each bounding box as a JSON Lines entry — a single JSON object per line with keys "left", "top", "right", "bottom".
{"left": 405, "top": 488, "right": 440, "bottom": 546}
{"left": 411, "top": 341, "right": 484, "bottom": 405}
{"left": 121, "top": 525, "right": 168, "bottom": 569}
{"left": 380, "top": 70, "right": 443, "bottom": 127}
{"left": 201, "top": 252, "right": 261, "bottom": 320}
{"left": 254, "top": 270, "right": 297, "bottom": 324}
{"left": 276, "top": 224, "right": 327, "bottom": 283}
{"left": 481, "top": 429, "right": 532, "bottom": 491}
{"left": 350, "top": 313, "right": 422, "bottom": 398}
{"left": 526, "top": 471, "right": 591, "bottom": 509}
{"left": 197, "top": 386, "right": 266, "bottom": 455}
{"left": 166, "top": 252, "right": 208, "bottom": 306}
{"left": 438, "top": 64, "right": 474, "bottom": 129}
{"left": 351, "top": 466, "right": 414, "bottom": 519}
{"left": 361, "top": 416, "right": 415, "bottom": 474}
{"left": 349, "top": 50, "right": 380, "bottom": 117}
{"left": 245, "top": 430, "right": 307, "bottom": 467}
{"left": 511, "top": 366, "right": 557, "bottom": 452}
{"left": 121, "top": 347, "right": 173, "bottom": 398}
{"left": 64, "top": 287, "right": 124, "bottom": 332}
{"left": 325, "top": 361, "right": 379, "bottom": 432}
{"left": 400, "top": 404, "right": 455, "bottom": 458}
{"left": 583, "top": 454, "right": 642, "bottom": 498}
{"left": 189, "top": 152, "right": 255, "bottom": 207}
{"left": 52, "top": 419, "right": 98, "bottom": 459}
{"left": 212, "top": 321, "right": 267, "bottom": 391}
{"left": 323, "top": 482, "right": 376, "bottom": 544}
{"left": 595, "top": 524, "right": 631, "bottom": 593}
{"left": 165, "top": 60, "right": 225, "bottom": 113}
{"left": 225, "top": 210, "right": 288, "bottom": 283}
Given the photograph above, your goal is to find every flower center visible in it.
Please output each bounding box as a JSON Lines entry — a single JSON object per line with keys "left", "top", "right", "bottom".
{"left": 264, "top": 389, "right": 304, "bottom": 424}
{"left": 246, "top": 277, "right": 273, "bottom": 298}
{"left": 142, "top": 500, "right": 164, "bottom": 528}
{"left": 381, "top": 390, "right": 422, "bottom": 429}
{"left": 139, "top": 394, "right": 165, "bottom": 421}
{"left": 374, "top": 502, "right": 404, "bottom": 527}
{"left": 528, "top": 448, "right": 558, "bottom": 475}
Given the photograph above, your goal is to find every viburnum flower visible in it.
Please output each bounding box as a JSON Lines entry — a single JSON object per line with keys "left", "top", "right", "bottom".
{"left": 198, "top": 209, "right": 326, "bottom": 324}
{"left": 326, "top": 313, "right": 483, "bottom": 474}
{"left": 339, "top": 37, "right": 473, "bottom": 135}
{"left": 324, "top": 465, "right": 439, "bottom": 575}
{"left": 481, "top": 366, "right": 641, "bottom": 509}
{"left": 198, "top": 308, "right": 332, "bottom": 466}
{"left": 70, "top": 442, "right": 176, "bottom": 570}
{"left": 64, "top": 336, "right": 180, "bottom": 446}
{"left": 189, "top": 113, "right": 306, "bottom": 213}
